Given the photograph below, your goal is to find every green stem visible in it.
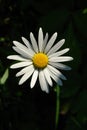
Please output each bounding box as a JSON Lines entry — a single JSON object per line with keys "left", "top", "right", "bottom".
{"left": 55, "top": 86, "right": 60, "bottom": 130}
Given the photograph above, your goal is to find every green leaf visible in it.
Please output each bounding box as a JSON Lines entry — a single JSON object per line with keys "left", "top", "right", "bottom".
{"left": 0, "top": 68, "right": 9, "bottom": 85}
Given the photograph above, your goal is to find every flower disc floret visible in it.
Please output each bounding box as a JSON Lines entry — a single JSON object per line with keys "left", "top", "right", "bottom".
{"left": 32, "top": 53, "right": 48, "bottom": 68}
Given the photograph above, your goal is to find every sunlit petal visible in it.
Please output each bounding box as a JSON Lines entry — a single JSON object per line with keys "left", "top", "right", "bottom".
{"left": 30, "top": 32, "right": 38, "bottom": 52}
{"left": 19, "top": 68, "right": 34, "bottom": 85}
{"left": 30, "top": 70, "right": 39, "bottom": 88}
{"left": 39, "top": 70, "right": 49, "bottom": 93}
{"left": 38, "top": 27, "right": 43, "bottom": 52}
{"left": 44, "top": 32, "right": 57, "bottom": 53}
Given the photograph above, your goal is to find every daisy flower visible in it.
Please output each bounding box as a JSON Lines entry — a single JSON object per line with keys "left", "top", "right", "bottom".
{"left": 7, "top": 28, "right": 73, "bottom": 93}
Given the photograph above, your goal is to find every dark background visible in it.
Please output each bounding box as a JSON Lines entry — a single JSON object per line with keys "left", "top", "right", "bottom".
{"left": 0, "top": 0, "right": 87, "bottom": 130}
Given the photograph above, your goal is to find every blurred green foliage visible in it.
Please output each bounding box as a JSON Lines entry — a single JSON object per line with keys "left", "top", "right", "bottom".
{"left": 0, "top": 0, "right": 87, "bottom": 130}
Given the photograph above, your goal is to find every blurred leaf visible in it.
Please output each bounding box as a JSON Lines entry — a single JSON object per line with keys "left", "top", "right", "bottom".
{"left": 0, "top": 60, "right": 4, "bottom": 73}
{"left": 0, "top": 68, "right": 9, "bottom": 85}
{"left": 39, "top": 9, "right": 70, "bottom": 32}
{"left": 64, "top": 116, "right": 82, "bottom": 130}
{"left": 0, "top": 37, "right": 5, "bottom": 42}
{"left": 63, "top": 22, "right": 81, "bottom": 70}
{"left": 73, "top": 10, "right": 87, "bottom": 39}
{"left": 19, "top": 0, "right": 32, "bottom": 10}
{"left": 16, "top": 91, "right": 22, "bottom": 97}
{"left": 55, "top": 85, "right": 60, "bottom": 129}
{"left": 83, "top": 8, "right": 87, "bottom": 14}
{"left": 82, "top": 67, "right": 87, "bottom": 87}
{"left": 71, "top": 90, "right": 87, "bottom": 116}
{"left": 60, "top": 102, "right": 70, "bottom": 115}
{"left": 69, "top": 90, "right": 87, "bottom": 129}
{"left": 60, "top": 71, "right": 81, "bottom": 98}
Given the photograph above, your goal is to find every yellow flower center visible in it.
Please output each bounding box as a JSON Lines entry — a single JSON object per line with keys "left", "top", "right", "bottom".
{"left": 32, "top": 53, "right": 48, "bottom": 68}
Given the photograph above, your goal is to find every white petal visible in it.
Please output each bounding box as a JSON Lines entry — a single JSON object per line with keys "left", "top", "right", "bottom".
{"left": 56, "top": 48, "right": 70, "bottom": 56}
{"left": 30, "top": 70, "right": 38, "bottom": 88}
{"left": 13, "top": 41, "right": 28, "bottom": 50}
{"left": 47, "top": 39, "right": 65, "bottom": 55}
{"left": 47, "top": 65, "right": 66, "bottom": 80}
{"left": 42, "top": 33, "right": 48, "bottom": 50}
{"left": 57, "top": 78, "right": 63, "bottom": 86}
{"left": 19, "top": 68, "right": 34, "bottom": 85}
{"left": 44, "top": 33, "right": 48, "bottom": 43}
{"left": 43, "top": 68, "right": 53, "bottom": 86}
{"left": 16, "top": 65, "right": 34, "bottom": 77}
{"left": 7, "top": 55, "right": 28, "bottom": 61}
{"left": 21, "top": 37, "right": 31, "bottom": 48}
{"left": 49, "top": 62, "right": 71, "bottom": 70}
{"left": 38, "top": 28, "right": 43, "bottom": 52}
{"left": 39, "top": 70, "right": 49, "bottom": 93}
{"left": 13, "top": 40, "right": 35, "bottom": 56}
{"left": 49, "top": 48, "right": 70, "bottom": 58}
{"left": 44, "top": 32, "right": 57, "bottom": 53}
{"left": 10, "top": 61, "right": 32, "bottom": 69}
{"left": 30, "top": 32, "right": 38, "bottom": 52}
{"left": 13, "top": 46, "right": 33, "bottom": 59}
{"left": 49, "top": 56, "right": 73, "bottom": 62}
{"left": 48, "top": 69, "right": 63, "bottom": 86}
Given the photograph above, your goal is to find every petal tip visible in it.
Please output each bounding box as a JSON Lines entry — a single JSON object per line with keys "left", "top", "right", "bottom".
{"left": 18, "top": 80, "right": 23, "bottom": 85}
{"left": 10, "top": 66, "right": 13, "bottom": 69}
{"left": 62, "top": 39, "right": 65, "bottom": 43}
{"left": 55, "top": 32, "right": 58, "bottom": 36}
{"left": 16, "top": 73, "right": 19, "bottom": 77}
{"left": 39, "top": 27, "right": 42, "bottom": 31}
{"left": 30, "top": 84, "right": 33, "bottom": 89}
{"left": 13, "top": 41, "right": 16, "bottom": 44}
{"left": 7, "top": 56, "right": 10, "bottom": 59}
{"left": 70, "top": 57, "right": 74, "bottom": 61}
{"left": 18, "top": 82, "right": 22, "bottom": 85}
{"left": 21, "top": 36, "right": 24, "bottom": 39}
{"left": 30, "top": 32, "right": 32, "bottom": 35}
{"left": 44, "top": 88, "right": 49, "bottom": 93}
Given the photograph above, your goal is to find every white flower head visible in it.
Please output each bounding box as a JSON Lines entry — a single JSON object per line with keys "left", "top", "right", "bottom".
{"left": 7, "top": 28, "right": 73, "bottom": 93}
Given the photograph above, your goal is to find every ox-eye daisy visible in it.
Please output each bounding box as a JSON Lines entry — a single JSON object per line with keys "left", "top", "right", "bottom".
{"left": 7, "top": 28, "right": 73, "bottom": 93}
